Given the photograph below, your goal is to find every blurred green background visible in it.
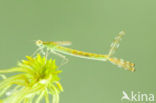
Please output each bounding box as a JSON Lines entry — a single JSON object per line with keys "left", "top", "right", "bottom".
{"left": 0, "top": 0, "right": 156, "bottom": 103}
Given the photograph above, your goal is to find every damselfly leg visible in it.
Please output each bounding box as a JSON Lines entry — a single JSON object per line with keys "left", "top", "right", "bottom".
{"left": 50, "top": 50, "right": 69, "bottom": 68}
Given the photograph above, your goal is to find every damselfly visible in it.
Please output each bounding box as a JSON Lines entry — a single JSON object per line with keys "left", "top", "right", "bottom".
{"left": 35, "top": 31, "right": 135, "bottom": 72}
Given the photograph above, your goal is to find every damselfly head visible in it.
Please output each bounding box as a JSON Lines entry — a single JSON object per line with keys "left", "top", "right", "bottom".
{"left": 36, "top": 40, "right": 43, "bottom": 46}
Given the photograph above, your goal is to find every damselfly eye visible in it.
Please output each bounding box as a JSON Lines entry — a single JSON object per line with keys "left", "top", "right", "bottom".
{"left": 36, "top": 40, "right": 43, "bottom": 46}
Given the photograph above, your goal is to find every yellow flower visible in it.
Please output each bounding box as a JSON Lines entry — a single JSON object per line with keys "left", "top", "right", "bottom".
{"left": 0, "top": 54, "right": 63, "bottom": 103}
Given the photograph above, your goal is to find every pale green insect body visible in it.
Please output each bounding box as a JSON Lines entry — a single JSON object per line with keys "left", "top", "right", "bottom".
{"left": 36, "top": 40, "right": 108, "bottom": 61}
{"left": 36, "top": 31, "right": 136, "bottom": 72}
{"left": 55, "top": 46, "right": 108, "bottom": 61}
